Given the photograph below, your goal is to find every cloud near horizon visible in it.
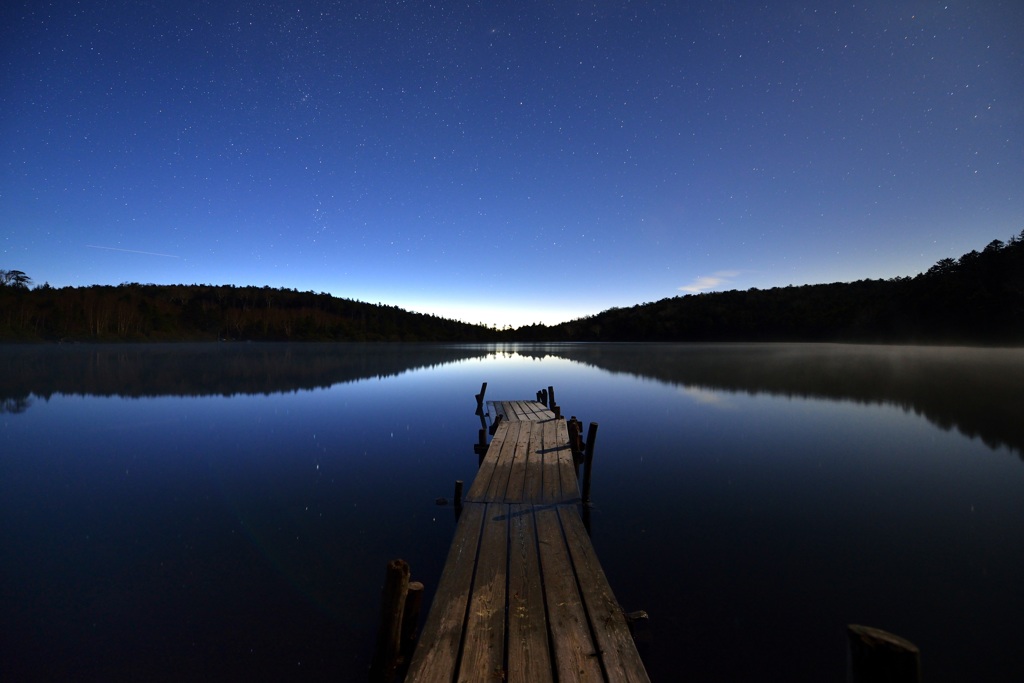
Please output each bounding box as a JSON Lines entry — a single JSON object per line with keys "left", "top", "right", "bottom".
{"left": 678, "top": 270, "right": 741, "bottom": 293}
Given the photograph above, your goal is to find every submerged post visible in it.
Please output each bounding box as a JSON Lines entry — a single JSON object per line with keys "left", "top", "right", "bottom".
{"left": 370, "top": 559, "right": 411, "bottom": 683}
{"left": 846, "top": 624, "right": 921, "bottom": 683}
{"left": 581, "top": 422, "right": 599, "bottom": 504}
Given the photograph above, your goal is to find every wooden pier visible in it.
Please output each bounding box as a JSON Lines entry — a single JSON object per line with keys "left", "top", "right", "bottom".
{"left": 401, "top": 387, "right": 650, "bottom": 683}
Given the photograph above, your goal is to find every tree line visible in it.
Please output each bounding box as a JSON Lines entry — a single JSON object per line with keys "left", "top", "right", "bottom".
{"left": 0, "top": 283, "right": 497, "bottom": 342}
{"left": 2, "top": 231, "right": 1022, "bottom": 344}
{"left": 508, "top": 230, "right": 1024, "bottom": 344}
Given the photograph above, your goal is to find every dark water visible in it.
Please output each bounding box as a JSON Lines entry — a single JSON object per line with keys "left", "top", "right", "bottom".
{"left": 2, "top": 343, "right": 1022, "bottom": 681}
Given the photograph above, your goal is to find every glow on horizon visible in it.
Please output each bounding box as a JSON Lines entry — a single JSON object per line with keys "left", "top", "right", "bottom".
{"left": 383, "top": 299, "right": 594, "bottom": 329}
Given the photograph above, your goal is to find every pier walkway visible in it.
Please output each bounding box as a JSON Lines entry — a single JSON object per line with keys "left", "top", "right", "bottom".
{"left": 404, "top": 391, "right": 650, "bottom": 683}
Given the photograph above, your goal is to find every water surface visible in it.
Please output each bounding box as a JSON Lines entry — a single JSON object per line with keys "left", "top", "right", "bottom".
{"left": 2, "top": 343, "right": 1021, "bottom": 681}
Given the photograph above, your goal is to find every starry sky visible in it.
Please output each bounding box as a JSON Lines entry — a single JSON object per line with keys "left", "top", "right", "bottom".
{"left": 2, "top": 1, "right": 1022, "bottom": 327}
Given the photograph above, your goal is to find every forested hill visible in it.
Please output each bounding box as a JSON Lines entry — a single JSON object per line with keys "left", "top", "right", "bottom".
{"left": 513, "top": 231, "right": 1024, "bottom": 344}
{"left": 2, "top": 231, "right": 1022, "bottom": 344}
{"left": 0, "top": 283, "right": 496, "bottom": 342}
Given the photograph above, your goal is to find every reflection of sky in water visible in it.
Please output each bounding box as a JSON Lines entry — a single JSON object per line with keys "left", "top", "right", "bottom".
{"left": 2, "top": 344, "right": 1022, "bottom": 682}
{"left": 677, "top": 385, "right": 734, "bottom": 407}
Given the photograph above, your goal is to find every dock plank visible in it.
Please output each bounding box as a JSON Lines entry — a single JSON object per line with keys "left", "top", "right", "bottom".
{"left": 521, "top": 423, "right": 543, "bottom": 503}
{"left": 405, "top": 503, "right": 485, "bottom": 682}
{"left": 560, "top": 506, "right": 651, "bottom": 683}
{"left": 507, "top": 504, "right": 552, "bottom": 683}
{"left": 458, "top": 503, "right": 508, "bottom": 682}
{"left": 504, "top": 419, "right": 534, "bottom": 502}
{"left": 535, "top": 506, "right": 604, "bottom": 681}
{"left": 483, "top": 421, "right": 519, "bottom": 502}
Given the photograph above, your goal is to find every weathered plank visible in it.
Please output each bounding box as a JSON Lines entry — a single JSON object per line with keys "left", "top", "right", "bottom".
{"left": 541, "top": 418, "right": 564, "bottom": 504}
{"left": 560, "top": 506, "right": 652, "bottom": 683}
{"left": 405, "top": 503, "right": 485, "bottom": 682}
{"left": 494, "top": 400, "right": 555, "bottom": 422}
{"left": 506, "top": 504, "right": 552, "bottom": 682}
{"left": 535, "top": 506, "right": 605, "bottom": 681}
{"left": 482, "top": 421, "right": 517, "bottom": 502}
{"left": 458, "top": 503, "right": 509, "bottom": 682}
{"left": 504, "top": 418, "right": 534, "bottom": 502}
{"left": 522, "top": 423, "right": 545, "bottom": 503}
{"left": 467, "top": 420, "right": 515, "bottom": 502}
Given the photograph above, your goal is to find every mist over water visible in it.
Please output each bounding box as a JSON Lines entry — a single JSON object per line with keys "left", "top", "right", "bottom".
{"left": 2, "top": 343, "right": 1021, "bottom": 681}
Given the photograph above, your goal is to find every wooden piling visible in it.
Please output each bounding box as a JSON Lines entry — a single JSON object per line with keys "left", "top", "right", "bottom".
{"left": 453, "top": 480, "right": 463, "bottom": 508}
{"left": 567, "top": 418, "right": 581, "bottom": 460}
{"left": 475, "top": 382, "right": 487, "bottom": 416}
{"left": 846, "top": 624, "right": 921, "bottom": 683}
{"left": 488, "top": 413, "right": 503, "bottom": 436}
{"left": 370, "top": 559, "right": 411, "bottom": 683}
{"left": 547, "top": 385, "right": 556, "bottom": 411}
{"left": 581, "top": 422, "right": 599, "bottom": 504}
{"left": 398, "top": 581, "right": 425, "bottom": 663}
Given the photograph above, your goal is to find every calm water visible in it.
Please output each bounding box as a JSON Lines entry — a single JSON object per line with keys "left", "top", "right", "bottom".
{"left": 2, "top": 343, "right": 1022, "bottom": 681}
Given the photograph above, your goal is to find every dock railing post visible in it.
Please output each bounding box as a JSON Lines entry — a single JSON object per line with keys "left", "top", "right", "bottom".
{"left": 581, "top": 421, "right": 599, "bottom": 504}
{"left": 397, "top": 581, "right": 424, "bottom": 675}
{"left": 488, "top": 413, "right": 503, "bottom": 436}
{"left": 473, "top": 428, "right": 487, "bottom": 461}
{"left": 475, "top": 382, "right": 487, "bottom": 416}
{"left": 567, "top": 417, "right": 582, "bottom": 460}
{"left": 370, "top": 559, "right": 411, "bottom": 683}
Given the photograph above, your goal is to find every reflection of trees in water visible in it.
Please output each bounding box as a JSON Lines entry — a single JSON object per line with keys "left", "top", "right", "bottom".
{"left": 1, "top": 395, "right": 32, "bottom": 414}
{"left": 0, "top": 343, "right": 490, "bottom": 402}
{"left": 4, "top": 341, "right": 1020, "bottom": 458}
{"left": 545, "top": 343, "right": 1024, "bottom": 459}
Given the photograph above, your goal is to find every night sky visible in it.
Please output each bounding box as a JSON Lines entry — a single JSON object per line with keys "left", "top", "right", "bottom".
{"left": 3, "top": 2, "right": 1022, "bottom": 327}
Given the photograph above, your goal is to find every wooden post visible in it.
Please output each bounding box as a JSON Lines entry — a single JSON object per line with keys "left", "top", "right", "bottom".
{"left": 581, "top": 422, "right": 599, "bottom": 504}
{"left": 473, "top": 428, "right": 487, "bottom": 456}
{"left": 567, "top": 418, "right": 581, "bottom": 460}
{"left": 547, "top": 385, "right": 556, "bottom": 412}
{"left": 475, "top": 382, "right": 487, "bottom": 415}
{"left": 488, "top": 413, "right": 503, "bottom": 436}
{"left": 847, "top": 624, "right": 921, "bottom": 683}
{"left": 370, "top": 559, "right": 411, "bottom": 683}
{"left": 398, "top": 581, "right": 425, "bottom": 665}
{"left": 454, "top": 480, "right": 463, "bottom": 507}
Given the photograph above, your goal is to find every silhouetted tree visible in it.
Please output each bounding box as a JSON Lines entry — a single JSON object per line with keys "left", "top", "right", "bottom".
{"left": 0, "top": 269, "right": 32, "bottom": 289}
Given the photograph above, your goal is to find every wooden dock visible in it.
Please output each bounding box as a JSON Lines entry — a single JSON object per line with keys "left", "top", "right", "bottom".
{"left": 402, "top": 390, "right": 650, "bottom": 683}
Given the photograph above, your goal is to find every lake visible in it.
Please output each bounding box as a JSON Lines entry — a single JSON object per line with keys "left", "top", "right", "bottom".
{"left": 2, "top": 342, "right": 1022, "bottom": 681}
